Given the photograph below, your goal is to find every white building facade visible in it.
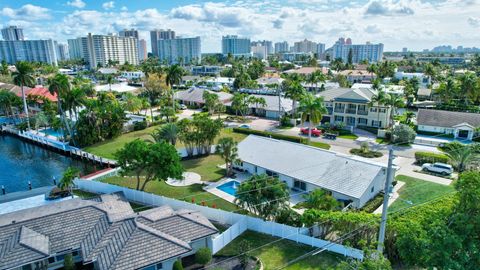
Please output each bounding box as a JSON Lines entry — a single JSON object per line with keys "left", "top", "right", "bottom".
{"left": 0, "top": 39, "right": 58, "bottom": 65}
{"left": 158, "top": 36, "right": 201, "bottom": 64}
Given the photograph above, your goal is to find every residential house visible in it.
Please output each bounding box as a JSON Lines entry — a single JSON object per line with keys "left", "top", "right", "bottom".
{"left": 235, "top": 135, "right": 389, "bottom": 208}
{"left": 317, "top": 87, "right": 391, "bottom": 128}
{"left": 283, "top": 67, "right": 328, "bottom": 76}
{"left": 394, "top": 71, "right": 431, "bottom": 86}
{"left": 190, "top": 66, "right": 223, "bottom": 76}
{"left": 417, "top": 88, "right": 432, "bottom": 101}
{"left": 417, "top": 109, "right": 480, "bottom": 140}
{"left": 0, "top": 192, "right": 218, "bottom": 270}
{"left": 225, "top": 94, "right": 292, "bottom": 119}
{"left": 337, "top": 70, "right": 376, "bottom": 84}
{"left": 175, "top": 88, "right": 233, "bottom": 107}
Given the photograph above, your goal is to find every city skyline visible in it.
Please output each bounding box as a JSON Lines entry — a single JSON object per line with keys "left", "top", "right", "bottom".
{"left": 1, "top": 0, "right": 479, "bottom": 53}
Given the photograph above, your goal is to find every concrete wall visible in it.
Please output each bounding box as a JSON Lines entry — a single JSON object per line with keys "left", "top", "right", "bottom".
{"left": 418, "top": 125, "right": 454, "bottom": 134}
{"left": 358, "top": 170, "right": 387, "bottom": 208}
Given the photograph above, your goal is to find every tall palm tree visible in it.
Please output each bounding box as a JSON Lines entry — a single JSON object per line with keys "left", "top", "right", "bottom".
{"left": 444, "top": 144, "right": 479, "bottom": 172}
{"left": 368, "top": 90, "right": 389, "bottom": 128}
{"left": 298, "top": 93, "right": 327, "bottom": 141}
{"left": 215, "top": 137, "right": 239, "bottom": 177}
{"left": 152, "top": 123, "right": 179, "bottom": 145}
{"left": 58, "top": 167, "right": 79, "bottom": 198}
{"left": 106, "top": 75, "right": 114, "bottom": 92}
{"left": 306, "top": 70, "right": 325, "bottom": 94}
{"left": 385, "top": 94, "right": 405, "bottom": 126}
{"left": 12, "top": 61, "right": 35, "bottom": 129}
{"left": 48, "top": 73, "right": 73, "bottom": 141}
{"left": 166, "top": 65, "right": 184, "bottom": 117}
{"left": 64, "top": 87, "right": 86, "bottom": 121}
{"left": 282, "top": 79, "right": 306, "bottom": 119}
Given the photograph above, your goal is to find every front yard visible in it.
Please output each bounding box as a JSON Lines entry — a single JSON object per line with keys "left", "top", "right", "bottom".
{"left": 389, "top": 175, "right": 455, "bottom": 212}
{"left": 215, "top": 231, "right": 342, "bottom": 269}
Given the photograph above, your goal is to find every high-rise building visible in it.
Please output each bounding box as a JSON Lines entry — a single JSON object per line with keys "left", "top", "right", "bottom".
{"left": 150, "top": 29, "right": 175, "bottom": 56}
{"left": 119, "top": 29, "right": 139, "bottom": 39}
{"left": 316, "top": 43, "right": 326, "bottom": 57}
{"left": 158, "top": 36, "right": 201, "bottom": 64}
{"left": 222, "top": 35, "right": 251, "bottom": 57}
{"left": 251, "top": 40, "right": 273, "bottom": 55}
{"left": 293, "top": 39, "right": 317, "bottom": 53}
{"left": 0, "top": 39, "right": 57, "bottom": 65}
{"left": 1, "top": 26, "right": 24, "bottom": 41}
{"left": 67, "top": 37, "right": 89, "bottom": 60}
{"left": 331, "top": 38, "right": 384, "bottom": 63}
{"left": 138, "top": 39, "right": 147, "bottom": 61}
{"left": 55, "top": 42, "right": 70, "bottom": 61}
{"left": 274, "top": 41, "right": 289, "bottom": 53}
{"left": 251, "top": 43, "right": 268, "bottom": 60}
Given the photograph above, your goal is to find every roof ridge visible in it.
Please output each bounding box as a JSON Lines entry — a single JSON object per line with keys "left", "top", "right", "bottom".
{"left": 134, "top": 219, "right": 191, "bottom": 250}
{"left": 0, "top": 230, "right": 19, "bottom": 261}
{"left": 176, "top": 210, "right": 218, "bottom": 232}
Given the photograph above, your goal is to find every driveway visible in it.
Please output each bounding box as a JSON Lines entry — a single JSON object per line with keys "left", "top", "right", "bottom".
{"left": 394, "top": 157, "right": 453, "bottom": 185}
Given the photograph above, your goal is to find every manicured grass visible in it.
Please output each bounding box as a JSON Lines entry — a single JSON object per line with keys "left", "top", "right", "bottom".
{"left": 216, "top": 231, "right": 342, "bottom": 270}
{"left": 84, "top": 127, "right": 247, "bottom": 160}
{"left": 101, "top": 176, "right": 239, "bottom": 212}
{"left": 182, "top": 154, "right": 226, "bottom": 182}
{"left": 389, "top": 175, "right": 455, "bottom": 212}
{"left": 375, "top": 138, "right": 389, "bottom": 144}
{"left": 307, "top": 141, "right": 331, "bottom": 150}
{"left": 338, "top": 133, "right": 359, "bottom": 140}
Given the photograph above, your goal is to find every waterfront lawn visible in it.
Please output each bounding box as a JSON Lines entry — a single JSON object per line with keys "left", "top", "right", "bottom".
{"left": 182, "top": 154, "right": 226, "bottom": 182}
{"left": 389, "top": 175, "right": 455, "bottom": 212}
{"left": 101, "top": 176, "right": 239, "bottom": 212}
{"left": 84, "top": 127, "right": 247, "bottom": 160}
{"left": 215, "top": 230, "right": 341, "bottom": 269}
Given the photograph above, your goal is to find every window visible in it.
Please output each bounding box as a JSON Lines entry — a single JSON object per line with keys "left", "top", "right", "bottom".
{"left": 334, "top": 116, "right": 344, "bottom": 122}
{"left": 371, "top": 186, "right": 374, "bottom": 193}
{"left": 370, "top": 108, "right": 377, "bottom": 112}
{"left": 55, "top": 255, "right": 65, "bottom": 262}
{"left": 254, "top": 166, "right": 258, "bottom": 173}
{"left": 48, "top": 257, "right": 55, "bottom": 264}
{"left": 72, "top": 251, "right": 79, "bottom": 257}
{"left": 371, "top": 120, "right": 381, "bottom": 127}
{"left": 379, "top": 108, "right": 386, "bottom": 113}
{"left": 266, "top": 170, "right": 278, "bottom": 177}
{"left": 156, "top": 263, "right": 163, "bottom": 270}
{"left": 358, "top": 118, "right": 368, "bottom": 125}
{"left": 294, "top": 180, "right": 306, "bottom": 191}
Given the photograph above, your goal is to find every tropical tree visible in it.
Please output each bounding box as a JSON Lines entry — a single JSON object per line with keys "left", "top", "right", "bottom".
{"left": 58, "top": 167, "right": 80, "bottom": 197}
{"left": 166, "top": 64, "right": 184, "bottom": 113}
{"left": 106, "top": 75, "right": 114, "bottom": 92}
{"left": 231, "top": 93, "right": 251, "bottom": 117}
{"left": 48, "top": 73, "right": 75, "bottom": 140}
{"left": 249, "top": 96, "right": 267, "bottom": 116}
{"left": 152, "top": 123, "right": 179, "bottom": 145}
{"left": 384, "top": 94, "right": 405, "bottom": 126}
{"left": 12, "top": 61, "right": 35, "bottom": 129}
{"left": 34, "top": 111, "right": 49, "bottom": 130}
{"left": 443, "top": 143, "right": 479, "bottom": 172}
{"left": 0, "top": 89, "right": 21, "bottom": 119}
{"left": 202, "top": 91, "right": 220, "bottom": 115}
{"left": 282, "top": 79, "right": 306, "bottom": 118}
{"left": 368, "top": 90, "right": 389, "bottom": 128}
{"left": 64, "top": 86, "right": 86, "bottom": 121}
{"left": 302, "top": 189, "right": 340, "bottom": 210}
{"left": 235, "top": 174, "right": 290, "bottom": 220}
{"left": 0, "top": 60, "right": 9, "bottom": 75}
{"left": 298, "top": 93, "right": 327, "bottom": 141}
{"left": 434, "top": 77, "right": 458, "bottom": 103}
{"left": 459, "top": 73, "right": 479, "bottom": 104}
{"left": 215, "top": 137, "right": 239, "bottom": 177}
{"left": 423, "top": 63, "right": 436, "bottom": 84}
{"left": 391, "top": 124, "right": 416, "bottom": 144}
{"left": 115, "top": 139, "right": 184, "bottom": 190}
{"left": 122, "top": 92, "right": 143, "bottom": 114}
{"left": 142, "top": 73, "right": 167, "bottom": 121}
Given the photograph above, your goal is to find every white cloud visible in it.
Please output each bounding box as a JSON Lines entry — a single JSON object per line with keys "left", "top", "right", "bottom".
{"left": 468, "top": 16, "right": 480, "bottom": 27}
{"left": 121, "top": 6, "right": 128, "bottom": 11}
{"left": 364, "top": 0, "right": 414, "bottom": 16}
{"left": 67, "top": 0, "right": 86, "bottom": 8}
{"left": 102, "top": 1, "right": 115, "bottom": 10}
{"left": 1, "top": 4, "right": 51, "bottom": 20}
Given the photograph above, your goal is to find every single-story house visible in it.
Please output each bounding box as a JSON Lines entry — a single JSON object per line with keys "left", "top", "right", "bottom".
{"left": 174, "top": 88, "right": 233, "bottom": 107}
{"left": 416, "top": 88, "right": 432, "bottom": 101}
{"left": 283, "top": 67, "right": 328, "bottom": 76}
{"left": 0, "top": 192, "right": 218, "bottom": 270}
{"left": 236, "top": 135, "right": 389, "bottom": 208}
{"left": 337, "top": 70, "right": 376, "bottom": 84}
{"left": 256, "top": 76, "right": 284, "bottom": 87}
{"left": 394, "top": 71, "right": 430, "bottom": 86}
{"left": 97, "top": 67, "right": 119, "bottom": 75}
{"left": 417, "top": 109, "right": 480, "bottom": 140}
{"left": 95, "top": 82, "right": 139, "bottom": 93}
{"left": 225, "top": 94, "right": 293, "bottom": 119}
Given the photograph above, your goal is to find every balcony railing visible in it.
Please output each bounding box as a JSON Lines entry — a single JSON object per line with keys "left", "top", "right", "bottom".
{"left": 345, "top": 109, "right": 357, "bottom": 114}
{"left": 334, "top": 108, "right": 345, "bottom": 113}
{"left": 357, "top": 110, "right": 368, "bottom": 115}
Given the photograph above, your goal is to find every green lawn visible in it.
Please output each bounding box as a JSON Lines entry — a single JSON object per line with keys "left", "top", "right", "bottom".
{"left": 182, "top": 154, "right": 226, "bottom": 182}
{"left": 84, "top": 127, "right": 247, "bottom": 160}
{"left": 101, "top": 175, "right": 239, "bottom": 212}
{"left": 215, "top": 231, "right": 342, "bottom": 270}
{"left": 389, "top": 175, "right": 455, "bottom": 212}
{"left": 307, "top": 141, "right": 331, "bottom": 150}
{"left": 338, "top": 134, "right": 359, "bottom": 140}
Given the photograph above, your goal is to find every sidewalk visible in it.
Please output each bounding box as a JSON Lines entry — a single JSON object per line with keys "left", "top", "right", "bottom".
{"left": 373, "top": 181, "right": 405, "bottom": 214}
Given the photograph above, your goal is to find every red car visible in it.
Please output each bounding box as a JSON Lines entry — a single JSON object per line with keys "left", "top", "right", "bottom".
{"left": 300, "top": 128, "right": 322, "bottom": 137}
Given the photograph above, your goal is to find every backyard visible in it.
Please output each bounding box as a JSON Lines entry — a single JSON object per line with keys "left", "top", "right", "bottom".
{"left": 182, "top": 154, "right": 226, "bottom": 182}
{"left": 84, "top": 127, "right": 247, "bottom": 160}
{"left": 389, "top": 175, "right": 455, "bottom": 212}
{"left": 215, "top": 230, "right": 343, "bottom": 269}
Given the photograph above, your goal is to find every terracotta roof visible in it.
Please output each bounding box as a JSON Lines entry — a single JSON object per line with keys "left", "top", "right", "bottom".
{"left": 27, "top": 87, "right": 58, "bottom": 102}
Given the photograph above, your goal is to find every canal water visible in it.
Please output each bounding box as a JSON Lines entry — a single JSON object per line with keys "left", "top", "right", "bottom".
{"left": 0, "top": 135, "right": 95, "bottom": 193}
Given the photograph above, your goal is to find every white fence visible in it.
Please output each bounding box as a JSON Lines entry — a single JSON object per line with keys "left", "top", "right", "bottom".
{"left": 74, "top": 179, "right": 364, "bottom": 260}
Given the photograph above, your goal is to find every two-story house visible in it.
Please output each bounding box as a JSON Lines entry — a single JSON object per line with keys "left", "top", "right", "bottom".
{"left": 317, "top": 87, "right": 391, "bottom": 129}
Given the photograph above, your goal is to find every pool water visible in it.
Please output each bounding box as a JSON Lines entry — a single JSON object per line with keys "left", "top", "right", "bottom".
{"left": 41, "top": 128, "right": 64, "bottom": 138}
{"left": 217, "top": 181, "right": 241, "bottom": 196}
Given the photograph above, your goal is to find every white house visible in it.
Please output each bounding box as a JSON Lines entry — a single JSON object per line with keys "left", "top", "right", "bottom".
{"left": 120, "top": 71, "right": 145, "bottom": 80}
{"left": 394, "top": 71, "right": 431, "bottom": 86}
{"left": 417, "top": 109, "right": 480, "bottom": 140}
{"left": 236, "top": 135, "right": 389, "bottom": 208}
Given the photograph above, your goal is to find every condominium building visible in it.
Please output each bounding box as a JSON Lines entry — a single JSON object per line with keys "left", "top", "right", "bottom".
{"left": 274, "top": 41, "right": 289, "bottom": 53}
{"left": 317, "top": 43, "right": 326, "bottom": 57}
{"left": 1, "top": 26, "right": 24, "bottom": 41}
{"left": 150, "top": 29, "right": 175, "bottom": 56}
{"left": 331, "top": 38, "right": 384, "bottom": 63}
{"left": 119, "top": 28, "right": 139, "bottom": 39}
{"left": 138, "top": 39, "right": 147, "bottom": 61}
{"left": 158, "top": 36, "right": 201, "bottom": 64}
{"left": 251, "top": 40, "right": 273, "bottom": 55}
{"left": 0, "top": 39, "right": 58, "bottom": 65}
{"left": 67, "top": 37, "right": 89, "bottom": 60}
{"left": 222, "top": 35, "right": 251, "bottom": 57}
{"left": 251, "top": 43, "right": 268, "bottom": 60}
{"left": 55, "top": 42, "right": 70, "bottom": 61}
{"left": 293, "top": 39, "right": 317, "bottom": 53}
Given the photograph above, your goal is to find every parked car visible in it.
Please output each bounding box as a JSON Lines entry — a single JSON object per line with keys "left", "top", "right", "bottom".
{"left": 238, "top": 124, "right": 250, "bottom": 129}
{"left": 422, "top": 162, "right": 453, "bottom": 175}
{"left": 179, "top": 104, "right": 187, "bottom": 110}
{"left": 300, "top": 128, "right": 322, "bottom": 137}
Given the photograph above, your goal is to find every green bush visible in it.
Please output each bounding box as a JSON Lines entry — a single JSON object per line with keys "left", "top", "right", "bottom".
{"left": 133, "top": 121, "right": 147, "bottom": 131}
{"left": 360, "top": 193, "right": 385, "bottom": 213}
{"left": 414, "top": 151, "right": 449, "bottom": 165}
{"left": 350, "top": 148, "right": 383, "bottom": 158}
{"left": 173, "top": 260, "right": 183, "bottom": 270}
{"left": 195, "top": 248, "right": 212, "bottom": 265}
{"left": 233, "top": 127, "right": 307, "bottom": 144}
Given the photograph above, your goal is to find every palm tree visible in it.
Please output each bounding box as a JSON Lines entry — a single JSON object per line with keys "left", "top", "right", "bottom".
{"left": 64, "top": 87, "right": 86, "bottom": 121}
{"left": 404, "top": 111, "right": 415, "bottom": 125}
{"left": 48, "top": 73, "right": 73, "bottom": 141}
{"left": 298, "top": 93, "right": 327, "bottom": 141}
{"left": 249, "top": 96, "right": 267, "bottom": 116}
{"left": 385, "top": 94, "right": 405, "bottom": 126}
{"left": 166, "top": 64, "right": 184, "bottom": 116}
{"left": 58, "top": 167, "right": 79, "bottom": 197}
{"left": 423, "top": 63, "right": 436, "bottom": 84}
{"left": 215, "top": 137, "right": 239, "bottom": 177}
{"left": 444, "top": 144, "right": 479, "bottom": 172}
{"left": 282, "top": 79, "right": 306, "bottom": 119}
{"left": 152, "top": 123, "right": 179, "bottom": 145}
{"left": 368, "top": 90, "right": 389, "bottom": 128}
{"left": 106, "top": 75, "right": 114, "bottom": 92}
{"left": 306, "top": 70, "right": 325, "bottom": 94}
{"left": 12, "top": 61, "right": 35, "bottom": 129}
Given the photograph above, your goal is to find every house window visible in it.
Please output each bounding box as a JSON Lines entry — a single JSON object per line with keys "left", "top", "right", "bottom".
{"left": 334, "top": 116, "right": 344, "bottom": 122}
{"left": 357, "top": 118, "right": 368, "bottom": 125}
{"left": 266, "top": 170, "right": 278, "bottom": 177}
{"left": 156, "top": 263, "right": 163, "bottom": 270}
{"left": 372, "top": 120, "right": 381, "bottom": 127}
{"left": 370, "top": 108, "right": 377, "bottom": 113}
{"left": 371, "top": 186, "right": 374, "bottom": 193}
{"left": 294, "top": 180, "right": 306, "bottom": 191}
{"left": 379, "top": 108, "right": 386, "bottom": 113}
{"left": 254, "top": 166, "right": 258, "bottom": 173}
{"left": 48, "top": 257, "right": 55, "bottom": 264}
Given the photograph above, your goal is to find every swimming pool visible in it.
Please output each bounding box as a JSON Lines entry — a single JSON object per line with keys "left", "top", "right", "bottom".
{"left": 41, "top": 128, "right": 64, "bottom": 138}
{"left": 216, "top": 180, "right": 241, "bottom": 196}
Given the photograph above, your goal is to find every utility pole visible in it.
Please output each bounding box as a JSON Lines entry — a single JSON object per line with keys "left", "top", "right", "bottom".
{"left": 377, "top": 147, "right": 395, "bottom": 253}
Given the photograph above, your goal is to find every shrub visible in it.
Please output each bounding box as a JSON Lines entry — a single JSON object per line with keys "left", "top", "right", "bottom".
{"left": 232, "top": 127, "right": 307, "bottom": 144}
{"left": 63, "top": 253, "right": 75, "bottom": 270}
{"left": 173, "top": 260, "right": 183, "bottom": 270}
{"left": 391, "top": 124, "right": 416, "bottom": 144}
{"left": 133, "top": 121, "right": 147, "bottom": 131}
{"left": 195, "top": 248, "right": 212, "bottom": 265}
{"left": 350, "top": 148, "right": 383, "bottom": 158}
{"left": 280, "top": 114, "right": 293, "bottom": 127}
{"left": 414, "top": 151, "right": 449, "bottom": 165}
{"left": 360, "top": 193, "right": 385, "bottom": 213}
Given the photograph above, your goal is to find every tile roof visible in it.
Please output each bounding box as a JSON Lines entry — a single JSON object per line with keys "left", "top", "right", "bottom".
{"left": 417, "top": 109, "right": 480, "bottom": 128}
{"left": 174, "top": 88, "right": 233, "bottom": 104}
{"left": 27, "top": 87, "right": 58, "bottom": 102}
{"left": 0, "top": 193, "right": 218, "bottom": 270}
{"left": 238, "top": 135, "right": 387, "bottom": 199}
{"left": 317, "top": 87, "right": 375, "bottom": 103}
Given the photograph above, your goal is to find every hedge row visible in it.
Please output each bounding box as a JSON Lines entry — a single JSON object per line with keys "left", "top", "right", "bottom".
{"left": 232, "top": 128, "right": 307, "bottom": 144}
{"left": 414, "top": 151, "right": 449, "bottom": 165}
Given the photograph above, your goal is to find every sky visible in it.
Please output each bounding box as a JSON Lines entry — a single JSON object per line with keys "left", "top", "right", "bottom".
{"left": 1, "top": 0, "right": 480, "bottom": 53}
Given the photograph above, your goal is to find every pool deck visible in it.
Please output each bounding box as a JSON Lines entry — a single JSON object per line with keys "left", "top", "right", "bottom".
{"left": 0, "top": 186, "right": 55, "bottom": 204}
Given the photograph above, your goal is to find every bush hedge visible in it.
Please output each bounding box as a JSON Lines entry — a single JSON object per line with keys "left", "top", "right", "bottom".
{"left": 350, "top": 149, "right": 383, "bottom": 158}
{"left": 233, "top": 128, "right": 307, "bottom": 144}
{"left": 195, "top": 248, "right": 212, "bottom": 265}
{"left": 360, "top": 193, "right": 385, "bottom": 213}
{"left": 133, "top": 121, "right": 147, "bottom": 131}
{"left": 414, "top": 151, "right": 449, "bottom": 165}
